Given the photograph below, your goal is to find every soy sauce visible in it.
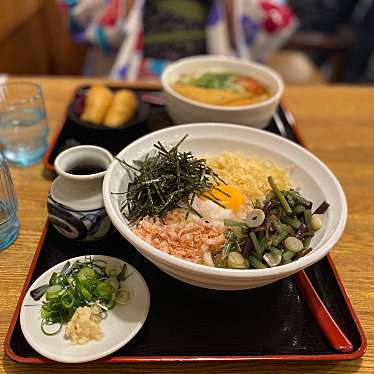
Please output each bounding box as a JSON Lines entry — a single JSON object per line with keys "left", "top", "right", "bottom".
{"left": 67, "top": 165, "right": 106, "bottom": 175}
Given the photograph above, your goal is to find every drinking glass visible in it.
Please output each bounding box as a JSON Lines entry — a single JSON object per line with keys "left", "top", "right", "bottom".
{"left": 0, "top": 82, "right": 49, "bottom": 167}
{"left": 0, "top": 151, "right": 19, "bottom": 250}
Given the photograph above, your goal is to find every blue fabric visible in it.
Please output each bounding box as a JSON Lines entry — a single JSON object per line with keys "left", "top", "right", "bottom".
{"left": 241, "top": 15, "right": 260, "bottom": 44}
{"left": 95, "top": 26, "right": 112, "bottom": 54}
{"left": 149, "top": 59, "right": 168, "bottom": 76}
{"left": 118, "top": 65, "right": 128, "bottom": 79}
{"left": 206, "top": 0, "right": 222, "bottom": 25}
{"left": 64, "top": 0, "right": 78, "bottom": 6}
{"left": 68, "top": 8, "right": 84, "bottom": 36}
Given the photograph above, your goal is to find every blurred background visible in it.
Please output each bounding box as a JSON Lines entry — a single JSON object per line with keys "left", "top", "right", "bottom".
{"left": 1, "top": 0, "right": 373, "bottom": 85}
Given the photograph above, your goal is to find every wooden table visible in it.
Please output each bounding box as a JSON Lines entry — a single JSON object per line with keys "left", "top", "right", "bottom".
{"left": 1, "top": 77, "right": 373, "bottom": 373}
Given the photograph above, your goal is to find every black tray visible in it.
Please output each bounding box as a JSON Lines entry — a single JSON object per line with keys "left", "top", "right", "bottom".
{"left": 6, "top": 88, "right": 366, "bottom": 363}
{"left": 6, "top": 224, "right": 365, "bottom": 363}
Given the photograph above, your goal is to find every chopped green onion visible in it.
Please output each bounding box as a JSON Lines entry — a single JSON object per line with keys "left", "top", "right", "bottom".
{"left": 250, "top": 231, "right": 264, "bottom": 258}
{"left": 223, "top": 219, "right": 248, "bottom": 227}
{"left": 117, "top": 264, "right": 128, "bottom": 282}
{"left": 96, "top": 281, "right": 113, "bottom": 299}
{"left": 269, "top": 246, "right": 282, "bottom": 256}
{"left": 61, "top": 290, "right": 75, "bottom": 309}
{"left": 217, "top": 240, "right": 232, "bottom": 268}
{"left": 288, "top": 190, "right": 311, "bottom": 206}
{"left": 46, "top": 285, "right": 63, "bottom": 301}
{"left": 269, "top": 215, "right": 286, "bottom": 233}
{"left": 49, "top": 273, "right": 59, "bottom": 286}
{"left": 263, "top": 252, "right": 282, "bottom": 267}
{"left": 77, "top": 267, "right": 96, "bottom": 282}
{"left": 280, "top": 215, "right": 302, "bottom": 229}
{"left": 80, "top": 287, "right": 93, "bottom": 301}
{"left": 303, "top": 236, "right": 312, "bottom": 250}
{"left": 105, "top": 262, "right": 123, "bottom": 278}
{"left": 115, "top": 287, "right": 133, "bottom": 305}
{"left": 304, "top": 209, "right": 312, "bottom": 229}
{"left": 41, "top": 320, "right": 62, "bottom": 336}
{"left": 248, "top": 255, "right": 268, "bottom": 269}
{"left": 272, "top": 231, "right": 289, "bottom": 246}
{"left": 259, "top": 235, "right": 268, "bottom": 251}
{"left": 227, "top": 252, "right": 246, "bottom": 269}
{"left": 294, "top": 205, "right": 305, "bottom": 214}
{"left": 282, "top": 250, "right": 296, "bottom": 262}
{"left": 268, "top": 176, "right": 292, "bottom": 215}
{"left": 286, "top": 194, "right": 296, "bottom": 208}
{"left": 37, "top": 258, "right": 133, "bottom": 336}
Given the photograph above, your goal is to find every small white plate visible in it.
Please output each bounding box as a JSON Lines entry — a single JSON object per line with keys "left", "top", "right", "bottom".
{"left": 20, "top": 255, "right": 150, "bottom": 363}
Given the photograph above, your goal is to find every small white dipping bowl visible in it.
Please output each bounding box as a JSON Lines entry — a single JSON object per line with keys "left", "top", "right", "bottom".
{"left": 103, "top": 123, "right": 347, "bottom": 290}
{"left": 161, "top": 55, "right": 284, "bottom": 129}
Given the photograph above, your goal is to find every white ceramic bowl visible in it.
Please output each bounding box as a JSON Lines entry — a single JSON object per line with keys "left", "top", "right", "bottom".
{"left": 161, "top": 55, "right": 284, "bottom": 129}
{"left": 103, "top": 123, "right": 347, "bottom": 290}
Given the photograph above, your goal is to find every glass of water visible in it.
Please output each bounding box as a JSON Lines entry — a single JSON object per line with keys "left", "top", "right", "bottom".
{"left": 0, "top": 82, "right": 49, "bottom": 167}
{"left": 0, "top": 151, "right": 19, "bottom": 250}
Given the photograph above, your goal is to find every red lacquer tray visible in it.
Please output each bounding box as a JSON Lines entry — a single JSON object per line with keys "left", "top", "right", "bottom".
{"left": 4, "top": 84, "right": 367, "bottom": 363}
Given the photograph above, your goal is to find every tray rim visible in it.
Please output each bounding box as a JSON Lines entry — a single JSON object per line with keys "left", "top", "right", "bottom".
{"left": 4, "top": 220, "right": 367, "bottom": 363}
{"left": 8, "top": 87, "right": 367, "bottom": 363}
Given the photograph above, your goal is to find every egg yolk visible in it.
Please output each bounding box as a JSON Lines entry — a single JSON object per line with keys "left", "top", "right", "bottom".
{"left": 207, "top": 184, "right": 244, "bottom": 211}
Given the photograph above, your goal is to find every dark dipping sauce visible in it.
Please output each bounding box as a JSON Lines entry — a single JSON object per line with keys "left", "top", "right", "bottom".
{"left": 67, "top": 165, "right": 106, "bottom": 175}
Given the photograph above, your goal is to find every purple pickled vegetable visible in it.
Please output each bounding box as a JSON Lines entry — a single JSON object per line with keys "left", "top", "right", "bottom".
{"left": 262, "top": 201, "right": 272, "bottom": 217}
{"left": 265, "top": 220, "right": 271, "bottom": 239}
{"left": 294, "top": 247, "right": 312, "bottom": 260}
{"left": 242, "top": 236, "right": 253, "bottom": 258}
{"left": 313, "top": 201, "right": 330, "bottom": 215}
{"left": 295, "top": 223, "right": 307, "bottom": 239}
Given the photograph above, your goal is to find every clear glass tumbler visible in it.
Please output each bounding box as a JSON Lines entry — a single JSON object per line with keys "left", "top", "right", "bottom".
{"left": 0, "top": 151, "right": 19, "bottom": 250}
{"left": 0, "top": 82, "right": 49, "bottom": 167}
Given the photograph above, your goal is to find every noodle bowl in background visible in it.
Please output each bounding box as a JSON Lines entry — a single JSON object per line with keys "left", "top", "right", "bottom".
{"left": 161, "top": 55, "right": 284, "bottom": 129}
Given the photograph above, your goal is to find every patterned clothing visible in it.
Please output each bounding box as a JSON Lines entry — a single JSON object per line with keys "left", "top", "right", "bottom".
{"left": 58, "top": 0, "right": 297, "bottom": 79}
{"left": 143, "top": 0, "right": 210, "bottom": 60}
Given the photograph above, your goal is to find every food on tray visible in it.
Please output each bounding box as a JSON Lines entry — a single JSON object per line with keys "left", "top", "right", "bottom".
{"left": 206, "top": 151, "right": 290, "bottom": 202}
{"left": 80, "top": 85, "right": 113, "bottom": 124}
{"left": 79, "top": 85, "right": 138, "bottom": 127}
{"left": 116, "top": 136, "right": 329, "bottom": 269}
{"left": 171, "top": 71, "right": 271, "bottom": 106}
{"left": 104, "top": 89, "right": 138, "bottom": 128}
{"left": 30, "top": 257, "right": 133, "bottom": 343}
{"left": 65, "top": 306, "right": 103, "bottom": 345}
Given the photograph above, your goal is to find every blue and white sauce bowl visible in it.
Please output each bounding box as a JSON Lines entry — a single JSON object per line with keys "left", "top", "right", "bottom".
{"left": 47, "top": 194, "right": 112, "bottom": 241}
{"left": 48, "top": 145, "right": 113, "bottom": 241}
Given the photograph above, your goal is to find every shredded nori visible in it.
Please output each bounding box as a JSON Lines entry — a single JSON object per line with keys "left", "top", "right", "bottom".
{"left": 114, "top": 135, "right": 225, "bottom": 223}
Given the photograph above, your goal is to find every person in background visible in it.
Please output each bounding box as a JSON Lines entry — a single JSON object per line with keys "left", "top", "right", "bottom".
{"left": 58, "top": 0, "right": 296, "bottom": 80}
{"left": 289, "top": 0, "right": 374, "bottom": 82}
{"left": 340, "top": 1, "right": 374, "bottom": 82}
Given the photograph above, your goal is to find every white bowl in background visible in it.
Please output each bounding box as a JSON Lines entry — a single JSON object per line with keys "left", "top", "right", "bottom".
{"left": 103, "top": 123, "right": 347, "bottom": 291}
{"left": 161, "top": 55, "right": 284, "bottom": 129}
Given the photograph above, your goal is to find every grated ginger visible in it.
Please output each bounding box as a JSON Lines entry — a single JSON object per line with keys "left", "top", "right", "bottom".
{"left": 206, "top": 151, "right": 290, "bottom": 202}
{"left": 65, "top": 306, "right": 103, "bottom": 345}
